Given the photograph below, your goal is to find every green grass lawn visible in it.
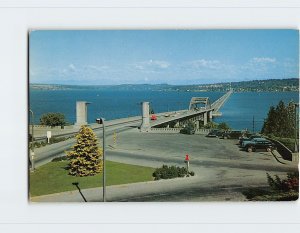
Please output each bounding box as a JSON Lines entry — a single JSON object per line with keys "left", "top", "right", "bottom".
{"left": 30, "top": 160, "right": 155, "bottom": 197}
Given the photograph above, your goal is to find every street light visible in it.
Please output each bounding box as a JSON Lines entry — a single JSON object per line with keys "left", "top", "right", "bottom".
{"left": 29, "top": 109, "right": 35, "bottom": 172}
{"left": 96, "top": 117, "right": 106, "bottom": 202}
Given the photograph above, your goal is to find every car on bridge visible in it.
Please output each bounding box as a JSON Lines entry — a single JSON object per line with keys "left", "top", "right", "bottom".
{"left": 151, "top": 115, "right": 157, "bottom": 120}
{"left": 242, "top": 138, "right": 276, "bottom": 152}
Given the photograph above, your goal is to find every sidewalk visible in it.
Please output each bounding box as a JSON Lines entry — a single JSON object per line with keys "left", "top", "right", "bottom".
{"left": 30, "top": 177, "right": 240, "bottom": 202}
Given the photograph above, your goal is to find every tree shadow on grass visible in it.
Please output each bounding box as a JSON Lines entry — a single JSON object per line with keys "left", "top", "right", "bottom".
{"left": 72, "top": 182, "right": 87, "bottom": 202}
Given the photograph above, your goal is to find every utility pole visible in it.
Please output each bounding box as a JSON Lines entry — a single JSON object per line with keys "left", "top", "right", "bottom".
{"left": 96, "top": 118, "right": 106, "bottom": 202}
{"left": 252, "top": 115, "right": 255, "bottom": 134}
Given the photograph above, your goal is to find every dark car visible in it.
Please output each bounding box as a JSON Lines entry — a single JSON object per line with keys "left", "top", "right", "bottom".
{"left": 206, "top": 129, "right": 223, "bottom": 138}
{"left": 220, "top": 130, "right": 242, "bottom": 139}
{"left": 243, "top": 138, "right": 276, "bottom": 152}
{"left": 180, "top": 126, "right": 195, "bottom": 135}
{"left": 239, "top": 134, "right": 263, "bottom": 146}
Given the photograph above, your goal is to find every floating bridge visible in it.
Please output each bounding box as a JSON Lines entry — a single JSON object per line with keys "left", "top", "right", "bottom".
{"left": 140, "top": 90, "right": 233, "bottom": 131}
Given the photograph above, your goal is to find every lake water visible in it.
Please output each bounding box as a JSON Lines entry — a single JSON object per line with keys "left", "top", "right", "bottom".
{"left": 29, "top": 90, "right": 298, "bottom": 131}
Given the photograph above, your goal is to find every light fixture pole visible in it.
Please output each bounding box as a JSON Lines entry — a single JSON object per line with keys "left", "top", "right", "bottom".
{"left": 29, "top": 109, "right": 35, "bottom": 172}
{"left": 96, "top": 118, "right": 106, "bottom": 202}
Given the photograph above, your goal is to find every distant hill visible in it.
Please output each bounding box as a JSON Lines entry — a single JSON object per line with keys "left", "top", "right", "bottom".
{"left": 30, "top": 78, "right": 299, "bottom": 92}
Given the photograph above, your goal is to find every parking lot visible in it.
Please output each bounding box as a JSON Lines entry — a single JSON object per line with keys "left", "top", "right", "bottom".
{"left": 108, "top": 129, "right": 277, "bottom": 165}
{"left": 107, "top": 128, "right": 297, "bottom": 182}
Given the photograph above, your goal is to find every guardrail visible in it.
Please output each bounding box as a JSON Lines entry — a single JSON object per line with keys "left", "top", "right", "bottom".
{"left": 149, "top": 128, "right": 210, "bottom": 135}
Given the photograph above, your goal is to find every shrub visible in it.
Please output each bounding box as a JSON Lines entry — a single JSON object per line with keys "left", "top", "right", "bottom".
{"left": 267, "top": 172, "right": 299, "bottom": 192}
{"left": 217, "top": 122, "right": 231, "bottom": 131}
{"left": 40, "top": 112, "right": 67, "bottom": 127}
{"left": 152, "top": 164, "right": 194, "bottom": 180}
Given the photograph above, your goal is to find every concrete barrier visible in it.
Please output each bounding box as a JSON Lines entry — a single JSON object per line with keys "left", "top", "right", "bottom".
{"left": 149, "top": 128, "right": 182, "bottom": 133}
{"left": 149, "top": 128, "right": 210, "bottom": 135}
{"left": 267, "top": 137, "right": 293, "bottom": 161}
{"left": 195, "top": 129, "right": 210, "bottom": 135}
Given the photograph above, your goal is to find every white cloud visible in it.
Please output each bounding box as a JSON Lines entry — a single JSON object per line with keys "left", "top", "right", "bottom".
{"left": 251, "top": 57, "right": 276, "bottom": 63}
{"left": 189, "top": 59, "right": 221, "bottom": 69}
{"left": 133, "top": 60, "right": 170, "bottom": 71}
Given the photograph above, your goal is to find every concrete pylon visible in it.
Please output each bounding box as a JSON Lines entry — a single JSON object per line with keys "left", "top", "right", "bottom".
{"left": 75, "top": 101, "right": 90, "bottom": 127}
{"left": 203, "top": 112, "right": 208, "bottom": 126}
{"left": 209, "top": 111, "right": 212, "bottom": 120}
{"left": 196, "top": 120, "right": 200, "bottom": 129}
{"left": 140, "top": 102, "right": 150, "bottom": 132}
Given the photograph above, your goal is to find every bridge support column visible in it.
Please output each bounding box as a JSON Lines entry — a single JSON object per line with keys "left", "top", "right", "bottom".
{"left": 209, "top": 111, "right": 212, "bottom": 120}
{"left": 75, "top": 101, "right": 90, "bottom": 128}
{"left": 196, "top": 120, "right": 200, "bottom": 129}
{"left": 140, "top": 102, "right": 150, "bottom": 132}
{"left": 203, "top": 112, "right": 208, "bottom": 126}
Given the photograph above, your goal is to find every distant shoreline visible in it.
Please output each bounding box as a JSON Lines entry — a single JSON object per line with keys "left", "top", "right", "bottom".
{"left": 29, "top": 78, "right": 299, "bottom": 93}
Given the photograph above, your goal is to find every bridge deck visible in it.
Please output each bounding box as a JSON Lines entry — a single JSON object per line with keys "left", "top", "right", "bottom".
{"left": 151, "top": 90, "right": 233, "bottom": 127}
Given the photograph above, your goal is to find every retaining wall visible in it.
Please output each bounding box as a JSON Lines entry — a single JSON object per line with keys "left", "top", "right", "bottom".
{"left": 267, "top": 137, "right": 293, "bottom": 161}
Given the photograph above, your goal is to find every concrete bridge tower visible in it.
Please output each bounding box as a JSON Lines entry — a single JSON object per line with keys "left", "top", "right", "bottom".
{"left": 75, "top": 101, "right": 90, "bottom": 127}
{"left": 140, "top": 102, "right": 150, "bottom": 132}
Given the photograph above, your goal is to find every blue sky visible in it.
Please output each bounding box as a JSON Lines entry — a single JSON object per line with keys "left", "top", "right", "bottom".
{"left": 29, "top": 30, "right": 299, "bottom": 85}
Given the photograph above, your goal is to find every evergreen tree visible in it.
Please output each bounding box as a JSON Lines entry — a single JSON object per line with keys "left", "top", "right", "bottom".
{"left": 66, "top": 126, "right": 103, "bottom": 177}
{"left": 261, "top": 106, "right": 278, "bottom": 136}
{"left": 275, "top": 100, "right": 287, "bottom": 137}
{"left": 261, "top": 100, "right": 297, "bottom": 138}
{"left": 286, "top": 101, "right": 296, "bottom": 138}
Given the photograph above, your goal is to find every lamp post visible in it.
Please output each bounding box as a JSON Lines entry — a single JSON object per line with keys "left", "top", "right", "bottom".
{"left": 96, "top": 118, "right": 106, "bottom": 202}
{"left": 29, "top": 109, "right": 35, "bottom": 172}
{"left": 294, "top": 103, "right": 299, "bottom": 153}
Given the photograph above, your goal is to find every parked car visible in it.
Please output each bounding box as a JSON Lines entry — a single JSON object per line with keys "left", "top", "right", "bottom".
{"left": 206, "top": 129, "right": 223, "bottom": 138}
{"left": 220, "top": 130, "right": 242, "bottom": 139}
{"left": 241, "top": 137, "right": 269, "bottom": 148}
{"left": 243, "top": 138, "right": 276, "bottom": 152}
{"left": 239, "top": 134, "right": 263, "bottom": 146}
{"left": 180, "top": 126, "right": 195, "bottom": 135}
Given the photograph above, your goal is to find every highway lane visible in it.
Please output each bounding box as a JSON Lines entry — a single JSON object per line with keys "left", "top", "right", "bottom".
{"left": 33, "top": 120, "right": 141, "bottom": 167}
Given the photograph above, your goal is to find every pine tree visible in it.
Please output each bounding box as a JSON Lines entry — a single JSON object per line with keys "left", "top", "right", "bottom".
{"left": 66, "top": 126, "right": 103, "bottom": 177}
{"left": 261, "top": 106, "right": 278, "bottom": 136}
{"left": 286, "top": 101, "right": 296, "bottom": 138}
{"left": 261, "top": 100, "right": 297, "bottom": 138}
{"left": 275, "top": 100, "right": 287, "bottom": 137}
